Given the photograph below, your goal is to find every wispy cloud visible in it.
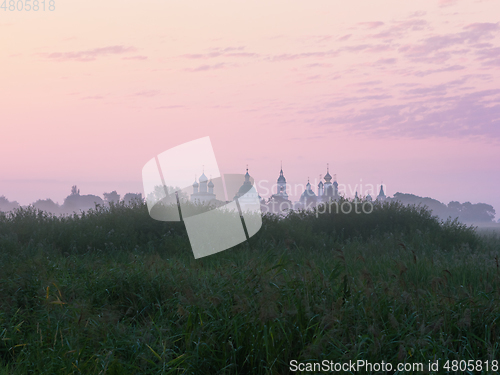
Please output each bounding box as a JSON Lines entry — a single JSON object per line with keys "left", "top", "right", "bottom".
{"left": 370, "top": 19, "right": 428, "bottom": 40}
{"left": 314, "top": 94, "right": 392, "bottom": 109}
{"left": 41, "top": 45, "right": 137, "bottom": 62}
{"left": 399, "top": 22, "right": 500, "bottom": 63}
{"left": 122, "top": 55, "right": 148, "bottom": 61}
{"left": 317, "top": 88, "right": 500, "bottom": 139}
{"left": 412, "top": 64, "right": 465, "bottom": 77}
{"left": 374, "top": 58, "right": 398, "bottom": 65}
{"left": 358, "top": 21, "right": 385, "bottom": 29}
{"left": 81, "top": 95, "right": 104, "bottom": 100}
{"left": 408, "top": 11, "right": 427, "bottom": 18}
{"left": 338, "top": 34, "right": 352, "bottom": 41}
{"left": 305, "top": 63, "right": 334, "bottom": 68}
{"left": 133, "top": 90, "right": 161, "bottom": 98}
{"left": 182, "top": 47, "right": 257, "bottom": 59}
{"left": 269, "top": 50, "right": 338, "bottom": 61}
{"left": 356, "top": 80, "right": 383, "bottom": 86}
{"left": 155, "top": 105, "right": 185, "bottom": 109}
{"left": 185, "top": 63, "right": 227, "bottom": 72}
{"left": 439, "top": 0, "right": 459, "bottom": 7}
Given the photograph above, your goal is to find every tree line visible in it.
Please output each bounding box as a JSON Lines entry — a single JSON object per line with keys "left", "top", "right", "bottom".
{"left": 0, "top": 185, "right": 143, "bottom": 215}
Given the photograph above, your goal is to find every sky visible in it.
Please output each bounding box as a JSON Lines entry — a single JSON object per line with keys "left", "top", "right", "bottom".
{"left": 1, "top": 0, "right": 499, "bottom": 218}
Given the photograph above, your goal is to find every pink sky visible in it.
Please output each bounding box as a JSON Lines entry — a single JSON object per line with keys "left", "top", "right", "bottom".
{"left": 1, "top": 0, "right": 499, "bottom": 217}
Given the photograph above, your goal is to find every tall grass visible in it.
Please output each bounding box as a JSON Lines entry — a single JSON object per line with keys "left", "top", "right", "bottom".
{"left": 0, "top": 201, "right": 497, "bottom": 374}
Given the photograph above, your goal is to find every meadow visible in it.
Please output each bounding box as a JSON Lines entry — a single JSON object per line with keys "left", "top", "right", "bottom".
{"left": 0, "top": 200, "right": 499, "bottom": 374}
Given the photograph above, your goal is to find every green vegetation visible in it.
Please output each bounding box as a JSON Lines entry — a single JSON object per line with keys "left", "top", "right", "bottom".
{"left": 0, "top": 201, "right": 499, "bottom": 374}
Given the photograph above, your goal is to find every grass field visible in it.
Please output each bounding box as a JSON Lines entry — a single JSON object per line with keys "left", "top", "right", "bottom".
{"left": 0, "top": 201, "right": 499, "bottom": 374}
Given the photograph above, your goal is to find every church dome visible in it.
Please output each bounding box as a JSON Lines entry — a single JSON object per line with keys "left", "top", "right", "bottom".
{"left": 208, "top": 179, "right": 214, "bottom": 188}
{"left": 193, "top": 179, "right": 199, "bottom": 187}
{"left": 324, "top": 171, "right": 332, "bottom": 182}
{"left": 199, "top": 173, "right": 208, "bottom": 183}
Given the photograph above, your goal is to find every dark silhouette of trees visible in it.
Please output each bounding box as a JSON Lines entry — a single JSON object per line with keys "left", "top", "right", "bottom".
{"left": 32, "top": 199, "right": 60, "bottom": 214}
{"left": 62, "top": 186, "right": 103, "bottom": 214}
{"left": 71, "top": 185, "right": 80, "bottom": 196}
{"left": 103, "top": 191, "right": 120, "bottom": 205}
{"left": 0, "top": 196, "right": 20, "bottom": 212}
{"left": 123, "top": 193, "right": 143, "bottom": 206}
{"left": 391, "top": 193, "right": 496, "bottom": 223}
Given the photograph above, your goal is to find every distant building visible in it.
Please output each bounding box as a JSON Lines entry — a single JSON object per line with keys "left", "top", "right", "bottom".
{"left": 297, "top": 178, "right": 317, "bottom": 209}
{"left": 377, "top": 185, "right": 386, "bottom": 202}
{"left": 317, "top": 164, "right": 340, "bottom": 203}
{"left": 266, "top": 164, "right": 293, "bottom": 213}
{"left": 233, "top": 167, "right": 262, "bottom": 212}
{"left": 191, "top": 170, "right": 216, "bottom": 205}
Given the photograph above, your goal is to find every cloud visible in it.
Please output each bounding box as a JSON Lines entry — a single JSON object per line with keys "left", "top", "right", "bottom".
{"left": 155, "top": 105, "right": 185, "bottom": 109}
{"left": 358, "top": 22, "right": 385, "bottom": 29}
{"left": 185, "top": 63, "right": 226, "bottom": 72}
{"left": 408, "top": 11, "right": 427, "bottom": 18}
{"left": 302, "top": 35, "right": 333, "bottom": 43}
{"left": 400, "top": 22, "right": 500, "bottom": 63}
{"left": 41, "top": 45, "right": 137, "bottom": 62}
{"left": 81, "top": 96, "right": 104, "bottom": 100}
{"left": 225, "top": 52, "right": 258, "bottom": 58}
{"left": 439, "top": 0, "right": 459, "bottom": 7}
{"left": 356, "top": 80, "right": 383, "bottom": 86}
{"left": 317, "top": 89, "right": 500, "bottom": 139}
{"left": 182, "top": 52, "right": 222, "bottom": 59}
{"left": 305, "top": 63, "right": 333, "bottom": 68}
{"left": 412, "top": 64, "right": 465, "bottom": 77}
{"left": 181, "top": 47, "right": 257, "bottom": 60}
{"left": 404, "top": 84, "right": 449, "bottom": 97}
{"left": 316, "top": 94, "right": 392, "bottom": 109}
{"left": 269, "top": 50, "right": 338, "bottom": 61}
{"left": 122, "top": 55, "right": 148, "bottom": 61}
{"left": 370, "top": 19, "right": 428, "bottom": 39}
{"left": 209, "top": 46, "right": 245, "bottom": 52}
{"left": 374, "top": 58, "right": 398, "bottom": 65}
{"left": 474, "top": 46, "right": 500, "bottom": 66}
{"left": 133, "top": 90, "right": 161, "bottom": 98}
{"left": 338, "top": 34, "right": 352, "bottom": 41}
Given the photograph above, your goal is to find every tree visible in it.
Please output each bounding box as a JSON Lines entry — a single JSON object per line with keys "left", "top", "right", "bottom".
{"left": 146, "top": 185, "right": 186, "bottom": 206}
{"left": 103, "top": 191, "right": 120, "bottom": 205}
{"left": 71, "top": 185, "right": 80, "bottom": 196}
{"left": 0, "top": 196, "right": 20, "bottom": 212}
{"left": 460, "top": 202, "right": 495, "bottom": 222}
{"left": 62, "top": 187, "right": 104, "bottom": 214}
{"left": 123, "top": 193, "right": 143, "bottom": 206}
{"left": 32, "top": 199, "right": 60, "bottom": 214}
